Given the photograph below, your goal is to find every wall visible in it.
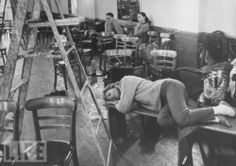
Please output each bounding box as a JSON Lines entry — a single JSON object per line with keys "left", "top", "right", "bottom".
{"left": 47, "top": 0, "right": 69, "bottom": 14}
{"left": 140, "top": 0, "right": 236, "bottom": 36}
{"left": 69, "top": 0, "right": 96, "bottom": 18}
{"left": 95, "top": 0, "right": 117, "bottom": 19}
{"left": 141, "top": 0, "right": 200, "bottom": 33}
{"left": 75, "top": 0, "right": 96, "bottom": 18}
{"left": 199, "top": 0, "right": 236, "bottom": 36}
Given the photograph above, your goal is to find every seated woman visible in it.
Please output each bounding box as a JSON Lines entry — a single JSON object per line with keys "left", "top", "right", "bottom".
{"left": 178, "top": 32, "right": 233, "bottom": 104}
{"left": 104, "top": 75, "right": 236, "bottom": 128}
{"left": 130, "top": 12, "right": 150, "bottom": 44}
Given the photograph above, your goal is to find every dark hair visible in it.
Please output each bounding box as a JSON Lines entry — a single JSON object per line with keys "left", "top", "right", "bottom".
{"left": 202, "top": 34, "right": 224, "bottom": 63}
{"left": 103, "top": 82, "right": 121, "bottom": 101}
{"left": 106, "top": 12, "right": 114, "bottom": 18}
{"left": 138, "top": 12, "right": 150, "bottom": 24}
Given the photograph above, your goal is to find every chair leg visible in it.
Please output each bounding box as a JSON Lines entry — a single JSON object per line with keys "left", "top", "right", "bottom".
{"left": 62, "top": 66, "right": 68, "bottom": 91}
{"left": 198, "top": 141, "right": 208, "bottom": 165}
{"left": 178, "top": 136, "right": 193, "bottom": 166}
{"left": 72, "top": 149, "right": 79, "bottom": 166}
{"left": 54, "top": 65, "right": 58, "bottom": 91}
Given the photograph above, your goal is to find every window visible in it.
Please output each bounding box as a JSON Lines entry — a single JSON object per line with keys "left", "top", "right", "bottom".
{"left": 117, "top": 0, "right": 140, "bottom": 22}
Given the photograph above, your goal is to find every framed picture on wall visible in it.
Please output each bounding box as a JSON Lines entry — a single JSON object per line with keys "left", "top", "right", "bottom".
{"left": 117, "top": 0, "right": 140, "bottom": 22}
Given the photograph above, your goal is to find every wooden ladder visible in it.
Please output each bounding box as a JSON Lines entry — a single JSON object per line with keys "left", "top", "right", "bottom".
{"left": 0, "top": 0, "right": 115, "bottom": 165}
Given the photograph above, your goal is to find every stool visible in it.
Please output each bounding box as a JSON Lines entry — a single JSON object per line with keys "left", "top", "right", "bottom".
{"left": 53, "top": 59, "right": 68, "bottom": 91}
{"left": 0, "top": 48, "right": 7, "bottom": 75}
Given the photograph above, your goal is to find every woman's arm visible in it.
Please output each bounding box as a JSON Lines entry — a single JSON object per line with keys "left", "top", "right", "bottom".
{"left": 115, "top": 76, "right": 140, "bottom": 113}
{"left": 133, "top": 23, "right": 149, "bottom": 37}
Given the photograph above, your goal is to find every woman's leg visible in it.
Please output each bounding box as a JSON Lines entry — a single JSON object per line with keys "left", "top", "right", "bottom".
{"left": 157, "top": 105, "right": 175, "bottom": 128}
{"left": 163, "top": 79, "right": 215, "bottom": 127}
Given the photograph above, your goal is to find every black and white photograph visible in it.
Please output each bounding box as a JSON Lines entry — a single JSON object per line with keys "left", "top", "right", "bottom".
{"left": 0, "top": 0, "right": 236, "bottom": 166}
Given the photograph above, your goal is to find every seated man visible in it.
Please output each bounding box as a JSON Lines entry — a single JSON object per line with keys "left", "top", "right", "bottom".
{"left": 105, "top": 12, "right": 125, "bottom": 34}
{"left": 104, "top": 75, "right": 236, "bottom": 128}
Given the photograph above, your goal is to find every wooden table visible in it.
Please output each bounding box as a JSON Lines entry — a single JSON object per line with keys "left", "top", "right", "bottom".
{"left": 179, "top": 117, "right": 236, "bottom": 166}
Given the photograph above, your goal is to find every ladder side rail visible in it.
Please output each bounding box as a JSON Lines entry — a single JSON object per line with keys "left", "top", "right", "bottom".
{"left": 17, "top": 0, "right": 41, "bottom": 138}
{"left": 0, "top": 0, "right": 29, "bottom": 100}
{"left": 54, "top": 0, "right": 89, "bottom": 87}
{"left": 87, "top": 85, "right": 113, "bottom": 140}
{"left": 40, "top": 0, "right": 81, "bottom": 99}
{"left": 9, "top": 0, "right": 17, "bottom": 17}
{"left": 54, "top": 0, "right": 74, "bottom": 45}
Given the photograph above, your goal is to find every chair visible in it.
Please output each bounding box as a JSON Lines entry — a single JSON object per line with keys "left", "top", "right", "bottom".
{"left": 138, "top": 43, "right": 159, "bottom": 76}
{"left": 102, "top": 35, "right": 137, "bottom": 72}
{"left": 147, "top": 31, "right": 158, "bottom": 44}
{"left": 0, "top": 101, "right": 20, "bottom": 143}
{"left": 6, "top": 96, "right": 79, "bottom": 166}
{"left": 120, "top": 36, "right": 138, "bottom": 51}
{"left": 149, "top": 49, "right": 177, "bottom": 80}
{"left": 0, "top": 100, "right": 20, "bottom": 164}
{"left": 150, "top": 49, "right": 177, "bottom": 71}
{"left": 53, "top": 38, "right": 83, "bottom": 91}
{"left": 0, "top": 48, "right": 7, "bottom": 76}
{"left": 53, "top": 58, "right": 68, "bottom": 92}
{"left": 113, "top": 34, "right": 127, "bottom": 49}
{"left": 160, "top": 33, "right": 175, "bottom": 50}
{"left": 99, "top": 32, "right": 114, "bottom": 50}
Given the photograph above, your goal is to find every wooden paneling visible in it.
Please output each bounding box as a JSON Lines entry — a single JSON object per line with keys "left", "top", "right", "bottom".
{"left": 151, "top": 26, "right": 236, "bottom": 68}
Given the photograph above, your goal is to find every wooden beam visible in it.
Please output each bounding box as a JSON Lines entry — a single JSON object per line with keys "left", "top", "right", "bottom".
{"left": 17, "top": 0, "right": 41, "bottom": 140}
{"left": 10, "top": 78, "right": 28, "bottom": 94}
{"left": 18, "top": 49, "right": 63, "bottom": 58}
{"left": 28, "top": 16, "right": 85, "bottom": 28}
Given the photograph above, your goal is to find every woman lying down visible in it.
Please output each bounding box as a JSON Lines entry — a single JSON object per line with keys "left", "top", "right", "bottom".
{"left": 104, "top": 75, "right": 236, "bottom": 128}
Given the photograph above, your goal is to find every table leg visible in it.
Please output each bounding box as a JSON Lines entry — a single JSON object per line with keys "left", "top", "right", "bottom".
{"left": 178, "top": 134, "right": 194, "bottom": 166}
{"left": 108, "top": 107, "right": 127, "bottom": 145}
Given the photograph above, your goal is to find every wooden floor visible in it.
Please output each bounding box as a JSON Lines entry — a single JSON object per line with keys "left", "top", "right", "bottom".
{"left": 15, "top": 55, "right": 236, "bottom": 166}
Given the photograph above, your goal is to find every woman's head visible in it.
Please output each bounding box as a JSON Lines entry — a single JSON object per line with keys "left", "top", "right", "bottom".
{"left": 103, "top": 82, "right": 121, "bottom": 101}
{"left": 201, "top": 34, "right": 226, "bottom": 65}
{"left": 137, "top": 12, "right": 149, "bottom": 24}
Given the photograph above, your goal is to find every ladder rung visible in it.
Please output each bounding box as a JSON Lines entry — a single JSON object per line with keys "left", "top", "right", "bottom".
{"left": 81, "top": 80, "right": 90, "bottom": 94}
{"left": 27, "top": 16, "right": 85, "bottom": 28}
{"left": 66, "top": 46, "right": 74, "bottom": 56}
{"left": 10, "top": 78, "right": 28, "bottom": 93}
{"left": 18, "top": 50, "right": 63, "bottom": 59}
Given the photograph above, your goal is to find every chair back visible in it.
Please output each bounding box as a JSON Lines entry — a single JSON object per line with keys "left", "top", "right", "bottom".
{"left": 138, "top": 43, "right": 159, "bottom": 60}
{"left": 160, "top": 33, "right": 173, "bottom": 50}
{"left": 114, "top": 34, "right": 127, "bottom": 49}
{"left": 25, "top": 96, "right": 77, "bottom": 143}
{"left": 150, "top": 50, "right": 177, "bottom": 71}
{"left": 148, "top": 31, "right": 158, "bottom": 43}
{"left": 99, "top": 32, "right": 114, "bottom": 46}
{"left": 0, "top": 100, "right": 20, "bottom": 144}
{"left": 120, "top": 36, "right": 138, "bottom": 51}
